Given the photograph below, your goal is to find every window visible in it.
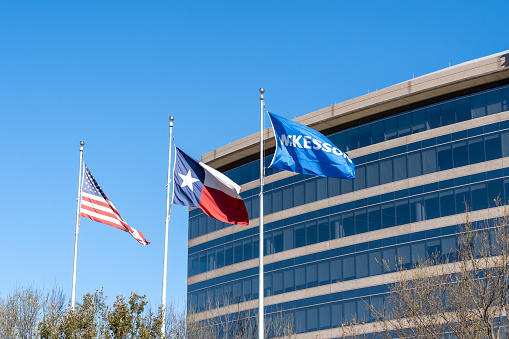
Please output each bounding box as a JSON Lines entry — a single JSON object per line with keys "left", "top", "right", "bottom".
{"left": 306, "top": 263, "right": 318, "bottom": 288}
{"left": 485, "top": 133, "right": 502, "bottom": 161}
{"left": 380, "top": 158, "right": 393, "bottom": 184}
{"left": 471, "top": 93, "right": 486, "bottom": 118}
{"left": 273, "top": 271, "right": 283, "bottom": 294}
{"left": 453, "top": 141, "right": 468, "bottom": 168}
{"left": 283, "top": 185, "right": 293, "bottom": 210}
{"left": 273, "top": 230, "right": 283, "bottom": 253}
{"left": 372, "top": 121, "right": 385, "bottom": 143}
{"left": 307, "top": 307, "right": 318, "bottom": 332}
{"left": 455, "top": 186, "right": 470, "bottom": 213}
{"left": 385, "top": 117, "right": 398, "bottom": 140}
{"left": 330, "top": 214, "right": 342, "bottom": 239}
{"left": 487, "top": 90, "right": 502, "bottom": 115}
{"left": 471, "top": 183, "right": 488, "bottom": 210}
{"left": 441, "top": 102, "right": 455, "bottom": 126}
{"left": 397, "top": 244, "right": 411, "bottom": 270}
{"left": 318, "top": 217, "right": 329, "bottom": 243}
{"left": 355, "top": 209, "right": 368, "bottom": 234}
{"left": 395, "top": 199, "right": 410, "bottom": 226}
{"left": 272, "top": 189, "right": 282, "bottom": 213}
{"left": 412, "top": 109, "right": 426, "bottom": 133}
{"left": 487, "top": 178, "right": 504, "bottom": 206}
{"left": 456, "top": 97, "right": 471, "bottom": 122}
{"left": 394, "top": 155, "right": 407, "bottom": 181}
{"left": 344, "top": 300, "right": 357, "bottom": 324}
{"left": 426, "top": 106, "right": 441, "bottom": 129}
{"left": 306, "top": 220, "right": 318, "bottom": 245}
{"left": 343, "top": 255, "right": 355, "bottom": 281}
{"left": 283, "top": 226, "right": 294, "bottom": 251}
{"left": 437, "top": 144, "right": 453, "bottom": 171}
{"left": 346, "top": 129, "right": 359, "bottom": 151}
{"left": 368, "top": 205, "right": 382, "bottom": 231}
{"left": 439, "top": 189, "right": 455, "bottom": 217}
{"left": 319, "top": 304, "right": 331, "bottom": 330}
{"left": 408, "top": 151, "right": 422, "bottom": 177}
{"left": 330, "top": 258, "right": 342, "bottom": 283}
{"left": 317, "top": 177, "right": 328, "bottom": 200}
{"left": 381, "top": 202, "right": 395, "bottom": 228}
{"left": 412, "top": 242, "right": 426, "bottom": 264}
{"left": 424, "top": 193, "right": 439, "bottom": 220}
{"left": 359, "top": 125, "right": 372, "bottom": 147}
{"left": 294, "top": 181, "right": 305, "bottom": 206}
{"left": 225, "top": 244, "right": 233, "bottom": 266}
{"left": 341, "top": 179, "right": 353, "bottom": 194}
{"left": 422, "top": 148, "right": 437, "bottom": 174}
{"left": 243, "top": 238, "right": 252, "bottom": 261}
{"left": 383, "top": 247, "right": 396, "bottom": 273}
{"left": 295, "top": 309, "right": 306, "bottom": 333}
{"left": 369, "top": 250, "right": 382, "bottom": 276}
{"left": 243, "top": 278, "right": 251, "bottom": 301}
{"left": 398, "top": 114, "right": 411, "bottom": 137}
{"left": 342, "top": 212, "right": 355, "bottom": 236}
{"left": 318, "top": 261, "right": 330, "bottom": 285}
{"left": 410, "top": 196, "right": 424, "bottom": 222}
{"left": 234, "top": 240, "right": 243, "bottom": 263}
{"left": 427, "top": 239, "right": 441, "bottom": 258}
{"left": 295, "top": 266, "right": 306, "bottom": 290}
{"left": 305, "top": 179, "right": 317, "bottom": 204}
{"left": 284, "top": 268, "right": 294, "bottom": 293}
{"left": 328, "top": 178, "right": 340, "bottom": 197}
{"left": 354, "top": 165, "right": 366, "bottom": 190}
{"left": 356, "top": 253, "right": 369, "bottom": 278}
{"left": 331, "top": 302, "right": 343, "bottom": 328}
{"left": 367, "top": 163, "right": 380, "bottom": 187}
{"left": 295, "top": 223, "right": 306, "bottom": 248}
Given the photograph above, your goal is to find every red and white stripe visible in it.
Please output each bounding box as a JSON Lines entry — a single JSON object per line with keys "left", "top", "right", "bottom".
{"left": 80, "top": 192, "right": 150, "bottom": 245}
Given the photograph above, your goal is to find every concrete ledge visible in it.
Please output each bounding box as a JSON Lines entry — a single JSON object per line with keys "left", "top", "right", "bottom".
{"left": 202, "top": 52, "right": 509, "bottom": 169}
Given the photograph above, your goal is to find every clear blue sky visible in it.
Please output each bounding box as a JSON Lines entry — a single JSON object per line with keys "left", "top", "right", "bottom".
{"left": 0, "top": 1, "right": 507, "bottom": 309}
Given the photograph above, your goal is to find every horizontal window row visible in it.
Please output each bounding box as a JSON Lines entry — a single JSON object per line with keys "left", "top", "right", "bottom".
{"left": 221, "top": 84, "right": 509, "bottom": 187}
{"left": 189, "top": 224, "right": 461, "bottom": 293}
{"left": 188, "top": 170, "right": 508, "bottom": 276}
{"left": 190, "top": 126, "right": 509, "bottom": 239}
{"left": 188, "top": 233, "right": 456, "bottom": 312}
{"left": 192, "top": 284, "right": 392, "bottom": 336}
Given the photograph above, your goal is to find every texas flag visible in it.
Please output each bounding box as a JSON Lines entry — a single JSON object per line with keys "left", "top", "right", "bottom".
{"left": 173, "top": 147, "right": 249, "bottom": 226}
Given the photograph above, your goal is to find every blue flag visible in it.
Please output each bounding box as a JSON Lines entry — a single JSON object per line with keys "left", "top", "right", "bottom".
{"left": 268, "top": 112, "right": 355, "bottom": 179}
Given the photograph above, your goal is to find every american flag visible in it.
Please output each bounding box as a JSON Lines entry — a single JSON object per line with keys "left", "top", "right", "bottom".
{"left": 80, "top": 164, "right": 150, "bottom": 246}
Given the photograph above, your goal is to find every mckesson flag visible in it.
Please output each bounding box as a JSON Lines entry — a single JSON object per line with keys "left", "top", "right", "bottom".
{"left": 173, "top": 147, "right": 249, "bottom": 225}
{"left": 268, "top": 112, "right": 355, "bottom": 179}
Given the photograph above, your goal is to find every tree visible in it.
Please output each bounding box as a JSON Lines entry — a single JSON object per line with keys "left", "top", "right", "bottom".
{"left": 186, "top": 295, "right": 294, "bottom": 339}
{"left": 107, "top": 292, "right": 163, "bottom": 339}
{"left": 0, "top": 285, "right": 43, "bottom": 339}
{"left": 376, "top": 205, "right": 509, "bottom": 338}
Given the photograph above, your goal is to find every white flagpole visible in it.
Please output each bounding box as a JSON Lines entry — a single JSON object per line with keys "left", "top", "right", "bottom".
{"left": 71, "top": 141, "right": 85, "bottom": 309}
{"left": 258, "top": 88, "right": 265, "bottom": 339}
{"left": 161, "top": 116, "right": 174, "bottom": 335}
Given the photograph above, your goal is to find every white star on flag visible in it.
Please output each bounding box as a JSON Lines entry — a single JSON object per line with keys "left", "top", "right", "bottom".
{"left": 179, "top": 170, "right": 199, "bottom": 191}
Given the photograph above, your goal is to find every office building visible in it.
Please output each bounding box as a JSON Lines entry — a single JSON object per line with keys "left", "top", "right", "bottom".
{"left": 187, "top": 51, "right": 509, "bottom": 337}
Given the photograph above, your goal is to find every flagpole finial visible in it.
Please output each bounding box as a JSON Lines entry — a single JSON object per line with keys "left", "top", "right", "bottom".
{"left": 169, "top": 116, "right": 174, "bottom": 127}
{"left": 80, "top": 141, "right": 85, "bottom": 146}
{"left": 259, "top": 88, "right": 264, "bottom": 100}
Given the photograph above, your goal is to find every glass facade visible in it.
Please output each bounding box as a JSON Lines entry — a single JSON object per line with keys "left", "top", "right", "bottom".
{"left": 187, "top": 80, "right": 509, "bottom": 336}
{"left": 189, "top": 120, "right": 509, "bottom": 239}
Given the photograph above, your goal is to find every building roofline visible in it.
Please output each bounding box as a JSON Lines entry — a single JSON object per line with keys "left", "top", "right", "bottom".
{"left": 202, "top": 51, "right": 509, "bottom": 169}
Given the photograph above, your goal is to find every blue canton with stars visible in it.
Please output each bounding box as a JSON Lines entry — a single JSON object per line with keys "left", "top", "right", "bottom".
{"left": 173, "top": 147, "right": 205, "bottom": 207}
{"left": 82, "top": 164, "right": 107, "bottom": 198}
